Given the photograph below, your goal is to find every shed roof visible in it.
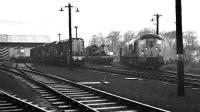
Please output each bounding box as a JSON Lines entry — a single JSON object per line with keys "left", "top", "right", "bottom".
{"left": 0, "top": 34, "right": 50, "bottom": 43}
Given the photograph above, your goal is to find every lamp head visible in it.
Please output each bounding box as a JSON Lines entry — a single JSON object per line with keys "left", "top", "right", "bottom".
{"left": 76, "top": 8, "right": 80, "bottom": 12}
{"left": 59, "top": 7, "right": 64, "bottom": 12}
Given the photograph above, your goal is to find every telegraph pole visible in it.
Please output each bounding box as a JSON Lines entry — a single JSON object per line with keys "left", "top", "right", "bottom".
{"left": 153, "top": 14, "right": 162, "bottom": 35}
{"left": 176, "top": 0, "right": 185, "bottom": 96}
{"left": 60, "top": 3, "right": 79, "bottom": 71}
{"left": 58, "top": 33, "right": 61, "bottom": 42}
{"left": 75, "top": 26, "right": 78, "bottom": 38}
{"left": 61, "top": 3, "right": 73, "bottom": 71}
{"left": 68, "top": 3, "right": 73, "bottom": 71}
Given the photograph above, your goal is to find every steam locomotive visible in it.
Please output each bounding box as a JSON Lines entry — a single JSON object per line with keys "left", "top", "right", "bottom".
{"left": 85, "top": 44, "right": 113, "bottom": 65}
{"left": 30, "top": 38, "right": 85, "bottom": 66}
{"left": 121, "top": 33, "right": 165, "bottom": 69}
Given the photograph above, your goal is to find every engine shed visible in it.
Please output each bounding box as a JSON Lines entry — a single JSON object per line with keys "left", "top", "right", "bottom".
{"left": 0, "top": 34, "right": 49, "bottom": 61}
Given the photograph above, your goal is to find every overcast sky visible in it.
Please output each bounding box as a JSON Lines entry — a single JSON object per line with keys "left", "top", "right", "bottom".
{"left": 0, "top": 0, "right": 200, "bottom": 46}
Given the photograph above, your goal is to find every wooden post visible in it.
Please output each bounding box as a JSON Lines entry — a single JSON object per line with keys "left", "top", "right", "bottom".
{"left": 175, "top": 0, "right": 185, "bottom": 96}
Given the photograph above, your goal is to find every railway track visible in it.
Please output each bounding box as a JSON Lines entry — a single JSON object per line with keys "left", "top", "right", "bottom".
{"left": 0, "top": 65, "right": 97, "bottom": 112}
{"left": 0, "top": 90, "right": 48, "bottom": 112}
{"left": 83, "top": 64, "right": 200, "bottom": 88}
{"left": 1, "top": 64, "right": 170, "bottom": 112}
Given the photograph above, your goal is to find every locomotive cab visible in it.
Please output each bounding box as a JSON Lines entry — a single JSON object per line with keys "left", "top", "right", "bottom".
{"left": 138, "top": 34, "right": 163, "bottom": 57}
{"left": 72, "top": 38, "right": 85, "bottom": 66}
{"left": 12, "top": 46, "right": 25, "bottom": 62}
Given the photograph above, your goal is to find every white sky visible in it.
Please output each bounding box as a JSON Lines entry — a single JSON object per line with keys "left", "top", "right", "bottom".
{"left": 0, "top": 0, "right": 200, "bottom": 46}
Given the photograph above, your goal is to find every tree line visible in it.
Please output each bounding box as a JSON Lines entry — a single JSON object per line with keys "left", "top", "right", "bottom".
{"left": 88, "top": 28, "right": 199, "bottom": 63}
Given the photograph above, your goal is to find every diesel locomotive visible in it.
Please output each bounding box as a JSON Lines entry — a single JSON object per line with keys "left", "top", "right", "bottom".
{"left": 85, "top": 44, "right": 113, "bottom": 65}
{"left": 121, "top": 33, "right": 165, "bottom": 69}
{"left": 30, "top": 38, "right": 85, "bottom": 66}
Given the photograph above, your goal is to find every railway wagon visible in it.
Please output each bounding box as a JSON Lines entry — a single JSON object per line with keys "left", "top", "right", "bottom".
{"left": 30, "top": 38, "right": 85, "bottom": 66}
{"left": 121, "top": 33, "right": 165, "bottom": 69}
{"left": 85, "top": 44, "right": 113, "bottom": 65}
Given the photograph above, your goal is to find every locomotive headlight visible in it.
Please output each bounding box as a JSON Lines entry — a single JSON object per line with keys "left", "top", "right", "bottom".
{"left": 145, "top": 47, "right": 148, "bottom": 50}
{"left": 156, "top": 47, "right": 158, "bottom": 50}
{"left": 21, "top": 49, "right": 25, "bottom": 53}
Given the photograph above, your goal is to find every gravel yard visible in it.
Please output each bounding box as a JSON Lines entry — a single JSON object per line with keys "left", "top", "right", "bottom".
{"left": 34, "top": 64, "right": 200, "bottom": 112}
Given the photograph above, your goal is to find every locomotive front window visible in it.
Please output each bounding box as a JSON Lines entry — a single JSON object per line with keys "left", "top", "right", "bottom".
{"left": 21, "top": 49, "right": 25, "bottom": 53}
{"left": 149, "top": 42, "right": 153, "bottom": 48}
{"left": 156, "top": 39, "right": 162, "bottom": 44}
{"left": 141, "top": 40, "right": 146, "bottom": 45}
{"left": 147, "top": 39, "right": 154, "bottom": 48}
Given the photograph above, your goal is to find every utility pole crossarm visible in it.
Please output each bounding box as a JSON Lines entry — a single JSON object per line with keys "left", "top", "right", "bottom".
{"left": 65, "top": 3, "right": 73, "bottom": 8}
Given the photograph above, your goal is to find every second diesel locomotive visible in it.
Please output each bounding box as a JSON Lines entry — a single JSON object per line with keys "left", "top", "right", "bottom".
{"left": 11, "top": 46, "right": 30, "bottom": 62}
{"left": 121, "top": 33, "right": 165, "bottom": 69}
{"left": 30, "top": 38, "right": 85, "bottom": 66}
{"left": 85, "top": 44, "right": 113, "bottom": 65}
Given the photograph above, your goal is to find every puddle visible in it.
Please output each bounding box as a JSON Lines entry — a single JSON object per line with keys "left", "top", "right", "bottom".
{"left": 77, "top": 81, "right": 110, "bottom": 85}
{"left": 77, "top": 82, "right": 102, "bottom": 85}
{"left": 192, "top": 88, "right": 200, "bottom": 90}
{"left": 125, "top": 77, "right": 143, "bottom": 80}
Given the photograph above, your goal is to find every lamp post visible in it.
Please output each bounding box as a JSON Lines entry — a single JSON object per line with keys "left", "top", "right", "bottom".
{"left": 151, "top": 14, "right": 162, "bottom": 35}
{"left": 74, "top": 26, "right": 78, "bottom": 38}
{"left": 58, "top": 33, "right": 61, "bottom": 42}
{"left": 60, "top": 3, "right": 79, "bottom": 71}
